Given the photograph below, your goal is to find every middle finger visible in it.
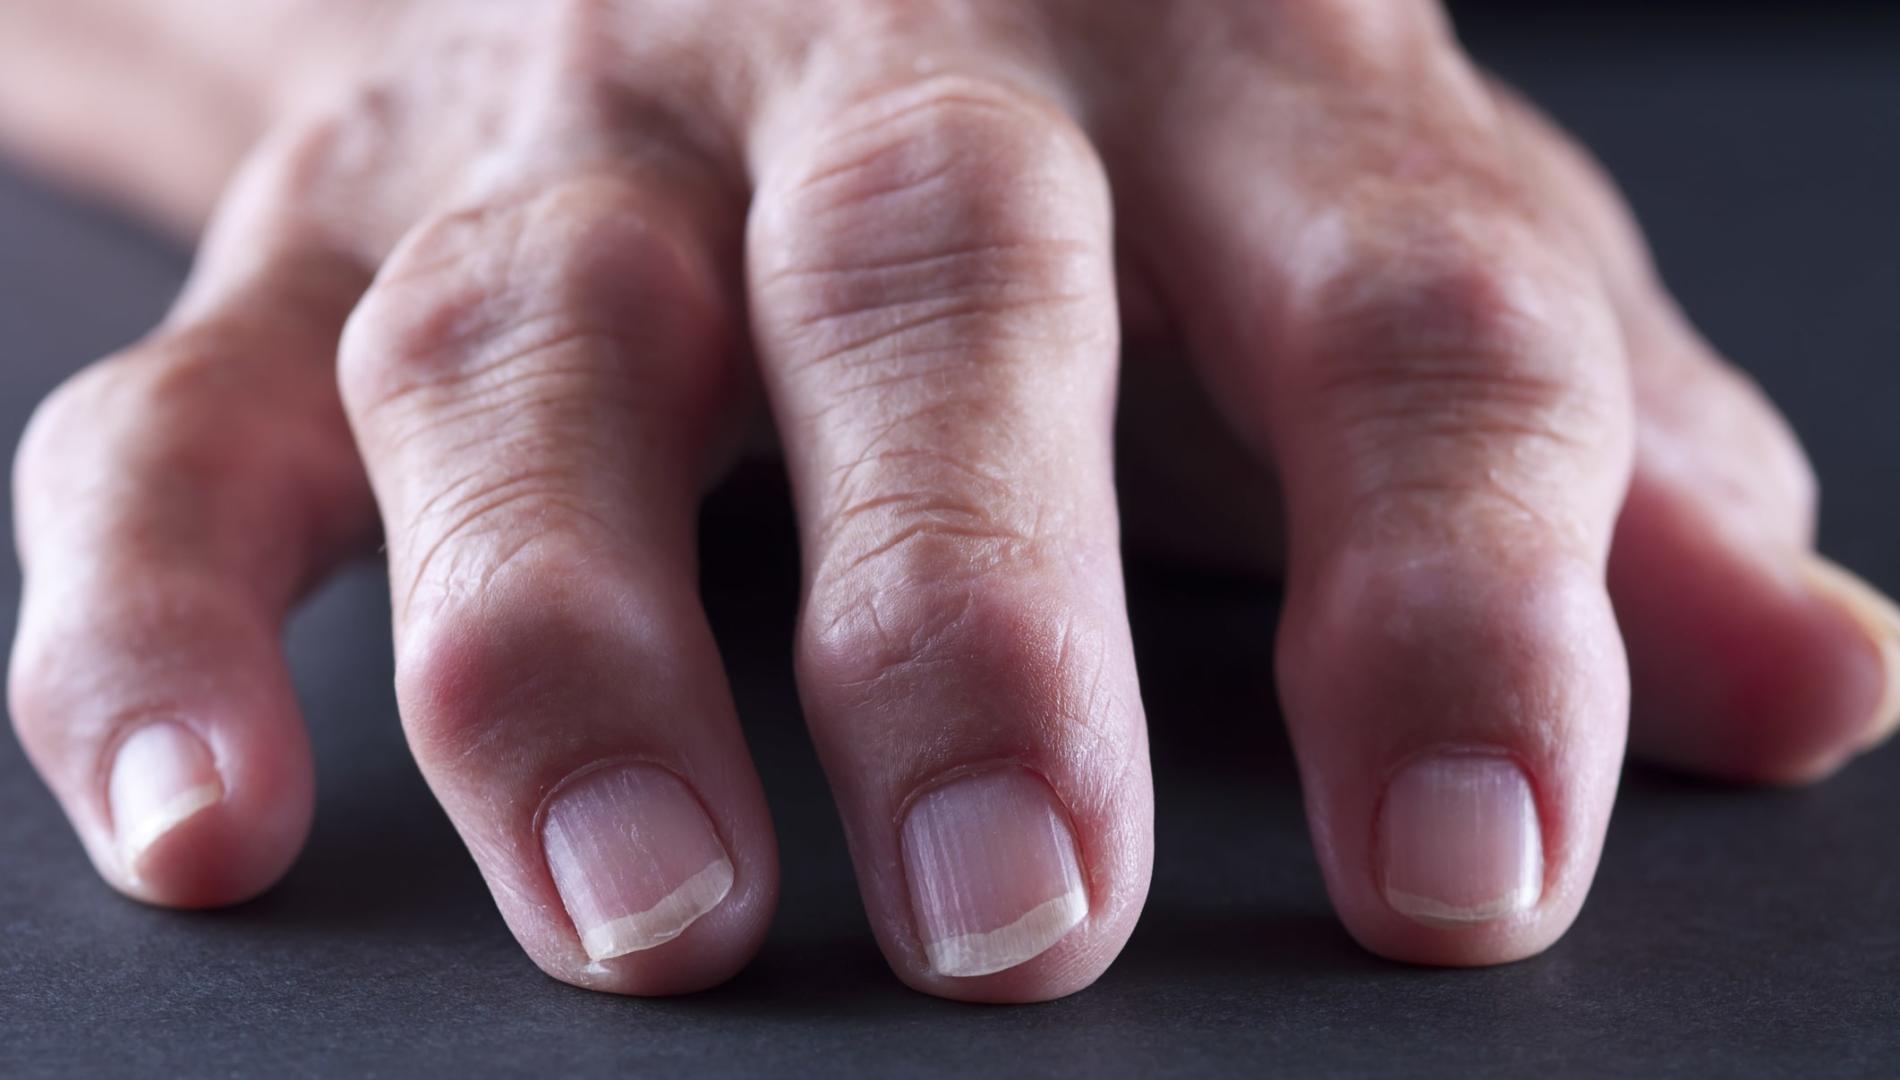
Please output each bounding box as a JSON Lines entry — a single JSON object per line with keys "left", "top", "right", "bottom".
{"left": 746, "top": 27, "right": 1152, "bottom": 1002}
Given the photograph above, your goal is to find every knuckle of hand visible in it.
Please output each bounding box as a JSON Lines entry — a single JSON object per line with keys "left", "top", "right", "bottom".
{"left": 5, "top": 622, "right": 83, "bottom": 743}
{"left": 763, "top": 73, "right": 1109, "bottom": 271}
{"left": 801, "top": 561, "right": 1128, "bottom": 750}
{"left": 393, "top": 540, "right": 648, "bottom": 761}
{"left": 758, "top": 75, "right": 1112, "bottom": 368}
{"left": 265, "top": 84, "right": 404, "bottom": 205}
{"left": 395, "top": 607, "right": 535, "bottom": 759}
{"left": 16, "top": 362, "right": 116, "bottom": 484}
{"left": 815, "top": 478, "right": 1040, "bottom": 596}
{"left": 8, "top": 566, "right": 257, "bottom": 748}
{"left": 1280, "top": 0, "right": 1452, "bottom": 59}
{"left": 20, "top": 335, "right": 269, "bottom": 499}
{"left": 1295, "top": 219, "right": 1624, "bottom": 455}
{"left": 1644, "top": 361, "right": 1819, "bottom": 524}
{"left": 392, "top": 465, "right": 619, "bottom": 617}
{"left": 341, "top": 176, "right": 723, "bottom": 418}
{"left": 1285, "top": 550, "right": 1611, "bottom": 745}
{"left": 338, "top": 206, "right": 513, "bottom": 401}
{"left": 787, "top": 73, "right": 1096, "bottom": 224}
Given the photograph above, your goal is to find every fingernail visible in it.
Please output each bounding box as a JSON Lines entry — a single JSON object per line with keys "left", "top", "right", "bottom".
{"left": 1380, "top": 752, "right": 1542, "bottom": 926}
{"left": 900, "top": 767, "right": 1089, "bottom": 978}
{"left": 109, "top": 722, "right": 224, "bottom": 872}
{"left": 541, "top": 764, "right": 733, "bottom": 962}
{"left": 1798, "top": 555, "right": 1900, "bottom": 748}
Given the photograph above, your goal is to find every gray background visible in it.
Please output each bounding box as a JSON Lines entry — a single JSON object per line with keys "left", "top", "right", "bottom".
{"left": 3, "top": 5, "right": 1898, "bottom": 1077}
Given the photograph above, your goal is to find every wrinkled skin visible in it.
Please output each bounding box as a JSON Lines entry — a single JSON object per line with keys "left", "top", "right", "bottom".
{"left": 5, "top": 0, "right": 1896, "bottom": 1003}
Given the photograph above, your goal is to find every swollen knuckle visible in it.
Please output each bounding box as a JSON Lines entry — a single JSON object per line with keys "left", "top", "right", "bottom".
{"left": 265, "top": 84, "right": 404, "bottom": 204}
{"left": 341, "top": 176, "right": 723, "bottom": 417}
{"left": 394, "top": 559, "right": 636, "bottom": 763}
{"left": 339, "top": 207, "right": 510, "bottom": 400}
{"left": 1315, "top": 234, "right": 1580, "bottom": 378}
{"left": 338, "top": 176, "right": 722, "bottom": 418}
{"left": 816, "top": 473, "right": 1042, "bottom": 596}
{"left": 9, "top": 566, "right": 257, "bottom": 752}
{"left": 393, "top": 468, "right": 616, "bottom": 618}
{"left": 14, "top": 314, "right": 362, "bottom": 591}
{"left": 785, "top": 73, "right": 1096, "bottom": 224}
{"left": 7, "top": 650, "right": 84, "bottom": 759}
{"left": 1285, "top": 554, "right": 1610, "bottom": 758}
{"left": 16, "top": 363, "right": 111, "bottom": 483}
{"left": 758, "top": 77, "right": 1113, "bottom": 373}
{"left": 5, "top": 624, "right": 70, "bottom": 741}
{"left": 535, "top": 0, "right": 628, "bottom": 83}
{"left": 1642, "top": 358, "right": 1818, "bottom": 527}
{"left": 22, "top": 337, "right": 253, "bottom": 496}
{"left": 1276, "top": 0, "right": 1454, "bottom": 63}
{"left": 801, "top": 571, "right": 1122, "bottom": 742}
{"left": 1296, "top": 222, "right": 1622, "bottom": 449}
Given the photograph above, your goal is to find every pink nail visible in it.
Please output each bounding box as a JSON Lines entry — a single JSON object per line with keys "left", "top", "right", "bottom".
{"left": 109, "top": 722, "right": 224, "bottom": 874}
{"left": 1380, "top": 752, "right": 1543, "bottom": 926}
{"left": 541, "top": 764, "right": 733, "bottom": 962}
{"left": 901, "top": 767, "right": 1088, "bottom": 978}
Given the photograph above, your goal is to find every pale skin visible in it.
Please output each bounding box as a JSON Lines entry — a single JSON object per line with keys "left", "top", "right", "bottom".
{"left": 5, "top": 0, "right": 1898, "bottom": 1003}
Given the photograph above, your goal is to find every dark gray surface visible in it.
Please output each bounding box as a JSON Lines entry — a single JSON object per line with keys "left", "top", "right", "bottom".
{"left": 4, "top": 7, "right": 1898, "bottom": 1078}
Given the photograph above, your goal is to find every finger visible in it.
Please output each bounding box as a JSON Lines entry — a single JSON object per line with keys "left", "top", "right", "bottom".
{"left": 748, "top": 66, "right": 1151, "bottom": 1001}
{"left": 1492, "top": 86, "right": 1900, "bottom": 781}
{"left": 8, "top": 145, "right": 375, "bottom": 906}
{"left": 1133, "top": 16, "right": 1631, "bottom": 964}
{"left": 338, "top": 169, "right": 774, "bottom": 995}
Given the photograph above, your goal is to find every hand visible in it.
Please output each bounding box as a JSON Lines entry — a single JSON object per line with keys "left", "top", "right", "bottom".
{"left": 8, "top": 0, "right": 1897, "bottom": 1003}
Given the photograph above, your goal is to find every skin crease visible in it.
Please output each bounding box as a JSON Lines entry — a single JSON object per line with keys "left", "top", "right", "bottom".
{"left": 5, "top": 0, "right": 1898, "bottom": 1000}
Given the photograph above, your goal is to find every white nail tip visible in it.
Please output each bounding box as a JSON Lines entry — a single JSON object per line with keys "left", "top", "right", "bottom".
{"left": 577, "top": 856, "right": 734, "bottom": 961}
{"left": 120, "top": 781, "right": 223, "bottom": 866}
{"left": 1382, "top": 807, "right": 1543, "bottom": 927}
{"left": 925, "top": 887, "right": 1089, "bottom": 978}
{"left": 1384, "top": 885, "right": 1538, "bottom": 926}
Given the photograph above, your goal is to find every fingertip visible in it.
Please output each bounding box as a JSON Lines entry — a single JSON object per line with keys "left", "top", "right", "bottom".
{"left": 1704, "top": 556, "right": 1897, "bottom": 786}
{"left": 8, "top": 588, "right": 319, "bottom": 911}
{"left": 889, "top": 898, "right": 1131, "bottom": 1005}
{"left": 529, "top": 855, "right": 777, "bottom": 998}
{"left": 793, "top": 581, "right": 1153, "bottom": 1004}
{"left": 1796, "top": 556, "right": 1900, "bottom": 754}
{"left": 529, "top": 760, "right": 776, "bottom": 997}
{"left": 104, "top": 714, "right": 315, "bottom": 909}
{"left": 385, "top": 565, "right": 781, "bottom": 999}
{"left": 880, "top": 763, "right": 1139, "bottom": 1004}
{"left": 1614, "top": 485, "right": 1900, "bottom": 784}
{"left": 871, "top": 782, "right": 1148, "bottom": 1005}
{"left": 1282, "top": 550, "right": 1625, "bottom": 968}
{"left": 1344, "top": 749, "right": 1578, "bottom": 968}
